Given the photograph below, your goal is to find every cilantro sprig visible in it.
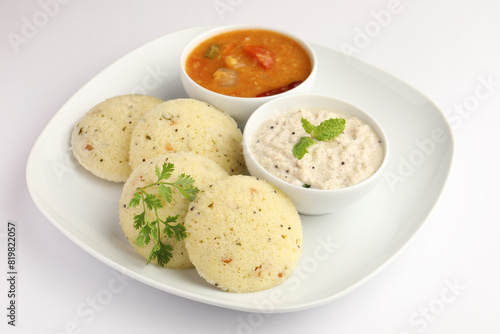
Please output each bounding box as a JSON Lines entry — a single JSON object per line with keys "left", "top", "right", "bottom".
{"left": 128, "top": 163, "right": 199, "bottom": 267}
{"left": 293, "top": 117, "right": 346, "bottom": 159}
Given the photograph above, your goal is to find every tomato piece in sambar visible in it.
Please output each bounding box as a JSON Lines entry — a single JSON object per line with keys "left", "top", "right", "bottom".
{"left": 185, "top": 29, "right": 312, "bottom": 98}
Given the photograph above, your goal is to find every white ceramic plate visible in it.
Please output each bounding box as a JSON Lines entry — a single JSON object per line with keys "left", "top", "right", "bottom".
{"left": 26, "top": 26, "right": 453, "bottom": 313}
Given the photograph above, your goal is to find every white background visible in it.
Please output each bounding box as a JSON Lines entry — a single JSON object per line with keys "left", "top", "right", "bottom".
{"left": 1, "top": 0, "right": 499, "bottom": 333}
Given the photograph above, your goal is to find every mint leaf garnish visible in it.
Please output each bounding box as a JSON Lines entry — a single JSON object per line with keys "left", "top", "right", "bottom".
{"left": 312, "top": 118, "right": 346, "bottom": 141}
{"left": 292, "top": 137, "right": 316, "bottom": 160}
{"left": 293, "top": 117, "right": 346, "bottom": 159}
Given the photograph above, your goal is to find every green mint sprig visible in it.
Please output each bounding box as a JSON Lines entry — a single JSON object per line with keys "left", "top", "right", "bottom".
{"left": 128, "top": 163, "right": 199, "bottom": 267}
{"left": 293, "top": 117, "right": 346, "bottom": 159}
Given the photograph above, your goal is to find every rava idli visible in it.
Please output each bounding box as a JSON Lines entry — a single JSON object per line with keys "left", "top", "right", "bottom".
{"left": 185, "top": 175, "right": 303, "bottom": 292}
{"left": 129, "top": 98, "right": 245, "bottom": 175}
{"left": 71, "top": 94, "right": 163, "bottom": 182}
{"left": 119, "top": 152, "right": 229, "bottom": 269}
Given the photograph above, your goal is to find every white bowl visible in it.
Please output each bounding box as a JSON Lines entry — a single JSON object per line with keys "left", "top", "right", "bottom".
{"left": 179, "top": 24, "right": 317, "bottom": 128}
{"left": 242, "top": 94, "right": 390, "bottom": 215}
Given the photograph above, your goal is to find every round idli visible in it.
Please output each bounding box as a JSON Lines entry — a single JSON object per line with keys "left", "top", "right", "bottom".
{"left": 185, "top": 175, "right": 303, "bottom": 292}
{"left": 119, "top": 152, "right": 229, "bottom": 269}
{"left": 129, "top": 98, "right": 245, "bottom": 175}
{"left": 71, "top": 94, "right": 163, "bottom": 182}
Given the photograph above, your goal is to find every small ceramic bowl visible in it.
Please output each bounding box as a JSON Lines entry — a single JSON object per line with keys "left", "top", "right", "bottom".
{"left": 242, "top": 94, "right": 389, "bottom": 215}
{"left": 179, "top": 24, "right": 317, "bottom": 128}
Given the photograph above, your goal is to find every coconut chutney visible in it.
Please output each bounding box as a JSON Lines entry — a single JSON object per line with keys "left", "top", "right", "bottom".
{"left": 250, "top": 108, "right": 384, "bottom": 190}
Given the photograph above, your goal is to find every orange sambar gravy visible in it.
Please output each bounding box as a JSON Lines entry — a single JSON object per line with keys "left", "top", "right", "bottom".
{"left": 185, "top": 29, "right": 312, "bottom": 98}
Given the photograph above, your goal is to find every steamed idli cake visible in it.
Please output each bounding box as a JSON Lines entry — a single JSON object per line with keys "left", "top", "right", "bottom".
{"left": 185, "top": 175, "right": 303, "bottom": 292}
{"left": 129, "top": 98, "right": 245, "bottom": 175}
{"left": 71, "top": 94, "right": 163, "bottom": 182}
{"left": 119, "top": 152, "right": 228, "bottom": 269}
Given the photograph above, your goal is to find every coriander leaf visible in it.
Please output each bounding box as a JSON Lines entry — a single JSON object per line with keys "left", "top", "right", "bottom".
{"left": 174, "top": 174, "right": 199, "bottom": 201}
{"left": 147, "top": 242, "right": 160, "bottom": 264}
{"left": 156, "top": 163, "right": 174, "bottom": 182}
{"left": 312, "top": 118, "right": 346, "bottom": 141}
{"left": 157, "top": 184, "right": 173, "bottom": 203}
{"left": 175, "top": 173, "right": 196, "bottom": 189}
{"left": 129, "top": 163, "right": 199, "bottom": 267}
{"left": 162, "top": 215, "right": 180, "bottom": 239}
{"left": 293, "top": 136, "right": 316, "bottom": 159}
{"left": 150, "top": 242, "right": 173, "bottom": 267}
{"left": 133, "top": 210, "right": 146, "bottom": 230}
{"left": 149, "top": 220, "right": 159, "bottom": 240}
{"left": 164, "top": 215, "right": 179, "bottom": 224}
{"left": 143, "top": 193, "right": 163, "bottom": 211}
{"left": 169, "top": 223, "right": 187, "bottom": 241}
{"left": 137, "top": 225, "right": 152, "bottom": 247}
{"left": 128, "top": 192, "right": 142, "bottom": 208}
{"left": 301, "top": 117, "right": 315, "bottom": 135}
